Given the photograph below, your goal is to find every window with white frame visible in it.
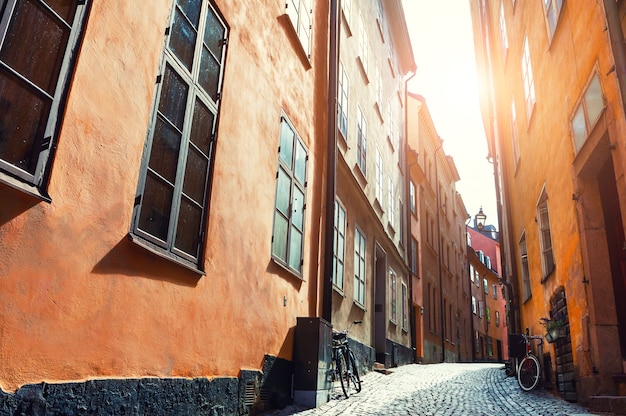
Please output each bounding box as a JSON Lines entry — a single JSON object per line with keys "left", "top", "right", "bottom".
{"left": 356, "top": 106, "right": 367, "bottom": 174}
{"left": 338, "top": 61, "right": 349, "bottom": 139}
{"left": 499, "top": 2, "right": 508, "bottom": 59}
{"left": 544, "top": 0, "right": 563, "bottom": 39}
{"left": 493, "top": 284, "right": 498, "bottom": 299}
{"left": 271, "top": 115, "right": 308, "bottom": 275}
{"left": 132, "top": 0, "right": 228, "bottom": 268}
{"left": 388, "top": 175, "right": 395, "bottom": 227}
{"left": 483, "top": 278, "right": 488, "bottom": 294}
{"left": 495, "top": 310, "right": 500, "bottom": 327}
{"left": 375, "top": 148, "right": 383, "bottom": 203}
{"left": 402, "top": 282, "right": 408, "bottom": 330}
{"left": 354, "top": 227, "right": 366, "bottom": 305}
{"left": 511, "top": 98, "right": 520, "bottom": 168}
{"left": 470, "top": 264, "right": 475, "bottom": 282}
{"left": 0, "top": 0, "right": 90, "bottom": 193}
{"left": 358, "top": 15, "right": 369, "bottom": 76}
{"left": 285, "top": 0, "right": 312, "bottom": 57}
{"left": 411, "top": 238, "right": 418, "bottom": 273}
{"left": 537, "top": 188, "right": 555, "bottom": 278}
{"left": 390, "top": 268, "right": 397, "bottom": 323}
{"left": 409, "top": 181, "right": 416, "bottom": 213}
{"left": 572, "top": 72, "right": 604, "bottom": 152}
{"left": 472, "top": 296, "right": 477, "bottom": 314}
{"left": 520, "top": 231, "right": 531, "bottom": 301}
{"left": 333, "top": 200, "right": 346, "bottom": 289}
{"left": 521, "top": 36, "right": 535, "bottom": 119}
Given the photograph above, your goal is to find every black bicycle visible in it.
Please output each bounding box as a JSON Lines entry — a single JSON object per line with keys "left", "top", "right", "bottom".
{"left": 331, "top": 320, "right": 362, "bottom": 398}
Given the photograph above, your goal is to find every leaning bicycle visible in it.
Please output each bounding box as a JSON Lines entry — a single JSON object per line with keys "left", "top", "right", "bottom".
{"left": 331, "top": 320, "right": 362, "bottom": 398}
{"left": 517, "top": 328, "right": 544, "bottom": 391}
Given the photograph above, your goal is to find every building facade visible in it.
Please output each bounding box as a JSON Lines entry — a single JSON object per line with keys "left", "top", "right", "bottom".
{"left": 470, "top": 0, "right": 626, "bottom": 407}
{"left": 406, "top": 93, "right": 472, "bottom": 364}
{"left": 0, "top": 0, "right": 418, "bottom": 413}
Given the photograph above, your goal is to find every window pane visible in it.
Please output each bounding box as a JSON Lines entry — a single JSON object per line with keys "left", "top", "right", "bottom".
{"left": 175, "top": 196, "right": 202, "bottom": 257}
{"left": 294, "top": 139, "right": 306, "bottom": 184}
{"left": 572, "top": 104, "right": 586, "bottom": 151}
{"left": 203, "top": 6, "right": 225, "bottom": 58}
{"left": 169, "top": 8, "right": 197, "bottom": 71}
{"left": 189, "top": 98, "right": 214, "bottom": 155}
{"left": 158, "top": 65, "right": 189, "bottom": 131}
{"left": 1, "top": 0, "right": 70, "bottom": 94}
{"left": 0, "top": 68, "right": 50, "bottom": 174}
{"left": 585, "top": 74, "right": 603, "bottom": 126}
{"left": 198, "top": 47, "right": 220, "bottom": 101}
{"left": 177, "top": 0, "right": 201, "bottom": 28}
{"left": 279, "top": 121, "right": 294, "bottom": 165}
{"left": 292, "top": 187, "right": 304, "bottom": 230}
{"left": 45, "top": 0, "right": 78, "bottom": 24}
{"left": 272, "top": 212, "right": 288, "bottom": 261}
{"left": 275, "top": 168, "right": 291, "bottom": 215}
{"left": 139, "top": 173, "right": 174, "bottom": 241}
{"left": 182, "top": 146, "right": 208, "bottom": 204}
{"left": 149, "top": 117, "right": 182, "bottom": 184}
{"left": 288, "top": 227, "right": 302, "bottom": 270}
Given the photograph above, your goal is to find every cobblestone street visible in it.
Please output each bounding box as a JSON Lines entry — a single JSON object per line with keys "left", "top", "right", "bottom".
{"left": 262, "top": 363, "right": 608, "bottom": 416}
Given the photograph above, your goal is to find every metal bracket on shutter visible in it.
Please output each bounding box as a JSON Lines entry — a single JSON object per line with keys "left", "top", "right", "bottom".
{"left": 165, "top": 27, "right": 170, "bottom": 36}
{"left": 220, "top": 38, "right": 228, "bottom": 46}
{"left": 156, "top": 74, "right": 162, "bottom": 84}
{"left": 134, "top": 195, "right": 142, "bottom": 207}
{"left": 41, "top": 137, "right": 52, "bottom": 150}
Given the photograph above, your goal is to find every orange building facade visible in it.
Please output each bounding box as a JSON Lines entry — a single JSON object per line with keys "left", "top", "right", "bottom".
{"left": 471, "top": 0, "right": 626, "bottom": 408}
{"left": 406, "top": 93, "right": 473, "bottom": 364}
{"left": 0, "top": 0, "right": 419, "bottom": 413}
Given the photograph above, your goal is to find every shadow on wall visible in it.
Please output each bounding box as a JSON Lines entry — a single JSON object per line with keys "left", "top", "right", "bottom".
{"left": 91, "top": 236, "right": 200, "bottom": 287}
{"left": 0, "top": 183, "right": 41, "bottom": 228}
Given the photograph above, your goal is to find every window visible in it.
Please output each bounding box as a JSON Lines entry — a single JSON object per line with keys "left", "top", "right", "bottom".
{"left": 338, "top": 61, "right": 349, "bottom": 139}
{"left": 357, "top": 15, "right": 369, "bottom": 77}
{"left": 472, "top": 296, "right": 477, "bottom": 314}
{"left": 333, "top": 200, "right": 347, "bottom": 289}
{"left": 483, "top": 278, "right": 488, "bottom": 294}
{"left": 356, "top": 106, "right": 367, "bottom": 174}
{"left": 521, "top": 37, "right": 535, "bottom": 119}
{"left": 537, "top": 188, "right": 555, "bottom": 278}
{"left": 271, "top": 116, "right": 308, "bottom": 274}
{"left": 0, "top": 0, "right": 90, "bottom": 193}
{"left": 470, "top": 264, "right": 475, "bottom": 282}
{"left": 354, "top": 227, "right": 366, "bottom": 305}
{"left": 409, "top": 181, "right": 416, "bottom": 213}
{"left": 132, "top": 0, "right": 228, "bottom": 268}
{"left": 285, "top": 0, "right": 312, "bottom": 57}
{"left": 475, "top": 331, "right": 479, "bottom": 353}
{"left": 511, "top": 98, "right": 520, "bottom": 168}
{"left": 479, "top": 301, "right": 484, "bottom": 318}
{"left": 388, "top": 175, "right": 395, "bottom": 227}
{"left": 493, "top": 284, "right": 498, "bottom": 300}
{"left": 486, "top": 307, "right": 491, "bottom": 323}
{"left": 495, "top": 310, "right": 500, "bottom": 327}
{"left": 402, "top": 282, "right": 408, "bottom": 330}
{"left": 487, "top": 336, "right": 493, "bottom": 356}
{"left": 410, "top": 238, "right": 418, "bottom": 274}
{"left": 375, "top": 148, "right": 383, "bottom": 203}
{"left": 572, "top": 72, "right": 604, "bottom": 152}
{"left": 520, "top": 231, "right": 532, "bottom": 301}
{"left": 389, "top": 268, "right": 397, "bottom": 323}
{"left": 342, "top": 0, "right": 352, "bottom": 26}
{"left": 499, "top": 2, "right": 508, "bottom": 59}
{"left": 544, "top": 0, "right": 563, "bottom": 39}
{"left": 485, "top": 256, "right": 492, "bottom": 270}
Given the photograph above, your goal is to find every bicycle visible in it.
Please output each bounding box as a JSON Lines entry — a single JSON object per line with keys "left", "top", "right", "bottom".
{"left": 331, "top": 320, "right": 362, "bottom": 398}
{"left": 517, "top": 327, "right": 544, "bottom": 391}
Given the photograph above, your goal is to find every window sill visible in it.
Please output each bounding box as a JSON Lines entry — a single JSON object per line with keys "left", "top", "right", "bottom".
{"left": 357, "top": 56, "right": 370, "bottom": 84}
{"left": 353, "top": 163, "right": 367, "bottom": 187}
{"left": 270, "top": 256, "right": 304, "bottom": 281}
{"left": 128, "top": 233, "right": 205, "bottom": 276}
{"left": 278, "top": 14, "right": 311, "bottom": 70}
{"left": 353, "top": 300, "right": 366, "bottom": 312}
{"left": 0, "top": 170, "right": 51, "bottom": 203}
{"left": 333, "top": 284, "right": 346, "bottom": 297}
{"left": 540, "top": 266, "right": 555, "bottom": 284}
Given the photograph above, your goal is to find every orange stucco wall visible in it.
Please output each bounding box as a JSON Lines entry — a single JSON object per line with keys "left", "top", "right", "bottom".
{"left": 0, "top": 0, "right": 328, "bottom": 392}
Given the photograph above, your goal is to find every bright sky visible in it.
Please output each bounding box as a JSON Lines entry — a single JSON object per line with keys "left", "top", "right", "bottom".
{"left": 401, "top": 0, "right": 498, "bottom": 228}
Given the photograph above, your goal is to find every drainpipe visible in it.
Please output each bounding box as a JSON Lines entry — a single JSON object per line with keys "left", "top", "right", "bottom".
{"left": 322, "top": 0, "right": 340, "bottom": 323}
{"left": 435, "top": 141, "right": 445, "bottom": 362}
{"left": 404, "top": 71, "right": 417, "bottom": 361}
{"left": 604, "top": 0, "right": 626, "bottom": 116}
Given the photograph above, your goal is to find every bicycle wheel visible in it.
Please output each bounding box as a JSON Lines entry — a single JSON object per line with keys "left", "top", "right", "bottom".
{"left": 347, "top": 350, "right": 361, "bottom": 393}
{"left": 517, "top": 354, "right": 540, "bottom": 391}
{"left": 337, "top": 348, "right": 351, "bottom": 398}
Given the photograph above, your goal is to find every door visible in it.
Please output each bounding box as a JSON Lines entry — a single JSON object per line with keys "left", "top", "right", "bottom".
{"left": 374, "top": 244, "right": 387, "bottom": 365}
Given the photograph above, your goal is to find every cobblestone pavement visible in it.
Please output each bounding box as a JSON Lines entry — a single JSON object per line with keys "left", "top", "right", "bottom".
{"left": 261, "top": 363, "right": 611, "bottom": 416}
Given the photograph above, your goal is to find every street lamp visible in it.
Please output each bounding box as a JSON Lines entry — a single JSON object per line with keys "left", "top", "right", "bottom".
{"left": 475, "top": 207, "right": 486, "bottom": 231}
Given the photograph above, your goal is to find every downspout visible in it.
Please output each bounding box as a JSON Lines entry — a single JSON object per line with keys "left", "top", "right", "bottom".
{"left": 435, "top": 141, "right": 445, "bottom": 362}
{"left": 604, "top": 0, "right": 626, "bottom": 116}
{"left": 404, "top": 71, "right": 417, "bottom": 361}
{"left": 322, "top": 0, "right": 340, "bottom": 323}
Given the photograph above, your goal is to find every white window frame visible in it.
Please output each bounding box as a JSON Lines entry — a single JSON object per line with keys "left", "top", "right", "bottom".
{"left": 285, "top": 0, "right": 312, "bottom": 58}
{"left": 338, "top": 61, "right": 349, "bottom": 139}
{"left": 543, "top": 0, "right": 563, "bottom": 39}
{"left": 402, "top": 282, "right": 408, "bottom": 330}
{"left": 389, "top": 268, "right": 397, "bottom": 323}
{"left": 572, "top": 71, "right": 605, "bottom": 153}
{"left": 537, "top": 187, "right": 555, "bottom": 279}
{"left": 333, "top": 200, "right": 347, "bottom": 290}
{"left": 356, "top": 106, "right": 367, "bottom": 174}
{"left": 354, "top": 226, "right": 367, "bottom": 306}
{"left": 520, "top": 231, "right": 531, "bottom": 301}
{"left": 375, "top": 148, "right": 384, "bottom": 204}
{"left": 521, "top": 37, "right": 535, "bottom": 120}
